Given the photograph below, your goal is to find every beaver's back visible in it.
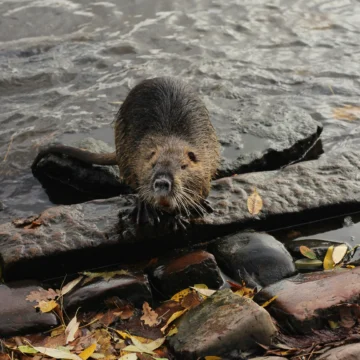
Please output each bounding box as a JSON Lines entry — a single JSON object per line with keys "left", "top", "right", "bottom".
{"left": 115, "top": 77, "right": 219, "bottom": 182}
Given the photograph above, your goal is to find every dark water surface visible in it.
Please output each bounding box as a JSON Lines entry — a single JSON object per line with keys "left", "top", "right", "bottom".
{"left": 1, "top": 0, "right": 360, "bottom": 224}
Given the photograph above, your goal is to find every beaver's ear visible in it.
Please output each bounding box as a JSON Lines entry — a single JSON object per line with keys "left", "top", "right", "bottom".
{"left": 188, "top": 151, "right": 197, "bottom": 162}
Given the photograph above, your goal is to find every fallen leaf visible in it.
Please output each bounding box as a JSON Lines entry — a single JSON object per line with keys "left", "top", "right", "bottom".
{"left": 332, "top": 244, "right": 348, "bottom": 264}
{"left": 140, "top": 302, "right": 159, "bottom": 327}
{"left": 323, "top": 245, "right": 335, "bottom": 270}
{"left": 79, "top": 343, "right": 97, "bottom": 360}
{"left": 123, "top": 337, "right": 165, "bottom": 355}
{"left": 60, "top": 277, "right": 84, "bottom": 297}
{"left": 346, "top": 265, "right": 355, "bottom": 269}
{"left": 180, "top": 291, "right": 202, "bottom": 310}
{"left": 18, "top": 346, "right": 38, "bottom": 354}
{"left": 160, "top": 309, "right": 187, "bottom": 333}
{"left": 119, "top": 354, "right": 137, "bottom": 360}
{"left": 12, "top": 215, "right": 39, "bottom": 228}
{"left": 24, "top": 219, "right": 43, "bottom": 229}
{"left": 98, "top": 310, "right": 119, "bottom": 327}
{"left": 90, "top": 354, "right": 105, "bottom": 359}
{"left": 82, "top": 270, "right": 130, "bottom": 284}
{"left": 328, "top": 320, "right": 339, "bottom": 329}
{"left": 36, "top": 300, "right": 58, "bottom": 313}
{"left": 261, "top": 295, "right": 278, "bottom": 308}
{"left": 115, "top": 304, "right": 134, "bottom": 320}
{"left": 26, "top": 288, "right": 59, "bottom": 303}
{"left": 116, "top": 331, "right": 152, "bottom": 344}
{"left": 333, "top": 105, "right": 360, "bottom": 121}
{"left": 299, "top": 245, "right": 317, "bottom": 260}
{"left": 166, "top": 326, "right": 178, "bottom": 337}
{"left": 65, "top": 315, "right": 80, "bottom": 344}
{"left": 204, "top": 357, "right": 222, "bottom": 360}
{"left": 247, "top": 188, "right": 263, "bottom": 215}
{"left": 190, "top": 286, "right": 216, "bottom": 297}
{"left": 51, "top": 325, "right": 66, "bottom": 337}
{"left": 171, "top": 288, "right": 192, "bottom": 302}
{"left": 32, "top": 346, "right": 82, "bottom": 360}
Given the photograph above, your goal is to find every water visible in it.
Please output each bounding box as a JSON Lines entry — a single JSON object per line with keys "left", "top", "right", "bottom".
{"left": 1, "top": 0, "right": 360, "bottom": 224}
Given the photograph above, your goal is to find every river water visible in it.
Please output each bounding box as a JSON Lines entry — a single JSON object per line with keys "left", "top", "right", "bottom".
{"left": 1, "top": 0, "right": 360, "bottom": 224}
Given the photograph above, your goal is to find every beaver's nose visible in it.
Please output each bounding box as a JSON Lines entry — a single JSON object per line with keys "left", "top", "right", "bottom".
{"left": 153, "top": 178, "right": 171, "bottom": 193}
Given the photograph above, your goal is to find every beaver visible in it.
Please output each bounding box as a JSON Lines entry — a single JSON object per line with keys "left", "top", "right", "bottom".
{"left": 32, "top": 77, "right": 220, "bottom": 229}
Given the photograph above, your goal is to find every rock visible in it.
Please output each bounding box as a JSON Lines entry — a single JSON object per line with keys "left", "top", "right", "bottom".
{"left": 254, "top": 267, "right": 360, "bottom": 334}
{"left": 210, "top": 232, "right": 296, "bottom": 287}
{"left": 0, "top": 281, "right": 58, "bottom": 337}
{"left": 32, "top": 138, "right": 132, "bottom": 204}
{"left": 169, "top": 289, "right": 277, "bottom": 359}
{"left": 32, "top": 102, "right": 323, "bottom": 201}
{"left": 1, "top": 150, "right": 360, "bottom": 281}
{"left": 213, "top": 99, "right": 323, "bottom": 177}
{"left": 315, "top": 343, "right": 360, "bottom": 360}
{"left": 147, "top": 250, "right": 224, "bottom": 298}
{"left": 64, "top": 272, "right": 152, "bottom": 311}
{"left": 287, "top": 220, "right": 360, "bottom": 265}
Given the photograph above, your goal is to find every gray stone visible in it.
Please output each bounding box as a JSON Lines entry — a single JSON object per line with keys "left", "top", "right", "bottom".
{"left": 212, "top": 98, "right": 323, "bottom": 177}
{"left": 210, "top": 232, "right": 296, "bottom": 287}
{"left": 169, "top": 289, "right": 277, "bottom": 359}
{"left": 316, "top": 343, "right": 360, "bottom": 360}
{"left": 0, "top": 281, "right": 58, "bottom": 337}
{"left": 64, "top": 272, "right": 152, "bottom": 310}
{"left": 1, "top": 150, "right": 360, "bottom": 281}
{"left": 148, "top": 250, "right": 224, "bottom": 298}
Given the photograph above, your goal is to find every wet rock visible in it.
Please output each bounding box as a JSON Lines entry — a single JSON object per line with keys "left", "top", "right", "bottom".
{"left": 254, "top": 267, "right": 360, "bottom": 334}
{"left": 287, "top": 221, "right": 360, "bottom": 264}
{"left": 210, "top": 232, "right": 296, "bottom": 287}
{"left": 64, "top": 272, "right": 152, "bottom": 311}
{"left": 32, "top": 103, "right": 323, "bottom": 200}
{"left": 169, "top": 289, "right": 276, "bottom": 359}
{"left": 214, "top": 99, "right": 323, "bottom": 177}
{"left": 0, "top": 281, "right": 58, "bottom": 337}
{"left": 148, "top": 250, "right": 224, "bottom": 298}
{"left": 1, "top": 150, "right": 360, "bottom": 281}
{"left": 32, "top": 138, "right": 132, "bottom": 204}
{"left": 315, "top": 343, "right": 360, "bottom": 360}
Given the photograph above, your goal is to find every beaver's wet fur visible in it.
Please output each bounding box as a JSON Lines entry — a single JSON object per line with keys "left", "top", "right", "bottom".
{"left": 32, "top": 77, "right": 220, "bottom": 228}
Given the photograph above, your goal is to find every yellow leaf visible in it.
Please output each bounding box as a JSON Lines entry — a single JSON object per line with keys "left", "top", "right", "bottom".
{"left": 61, "top": 276, "right": 84, "bottom": 297}
{"left": 333, "top": 105, "right": 360, "bottom": 121}
{"left": 193, "top": 284, "right": 208, "bottom": 289}
{"left": 261, "top": 295, "right": 278, "bottom": 308}
{"left": 323, "top": 246, "right": 335, "bottom": 270}
{"left": 247, "top": 188, "right": 263, "bottom": 215}
{"left": 79, "top": 343, "right": 97, "bottom": 360}
{"left": 328, "top": 320, "right": 339, "bottom": 329}
{"left": 160, "top": 309, "right": 187, "bottom": 333}
{"left": 171, "top": 288, "right": 192, "bottom": 302}
{"left": 166, "top": 326, "right": 178, "bottom": 337}
{"left": 51, "top": 325, "right": 66, "bottom": 337}
{"left": 346, "top": 265, "right": 355, "bottom": 269}
{"left": 332, "top": 244, "right": 348, "bottom": 264}
{"left": 205, "top": 357, "right": 222, "bottom": 360}
{"left": 116, "top": 331, "right": 152, "bottom": 344}
{"left": 37, "top": 300, "right": 58, "bottom": 313}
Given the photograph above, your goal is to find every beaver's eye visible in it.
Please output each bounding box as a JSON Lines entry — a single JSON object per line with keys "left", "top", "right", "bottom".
{"left": 181, "top": 164, "right": 188, "bottom": 170}
{"left": 188, "top": 152, "right": 197, "bottom": 162}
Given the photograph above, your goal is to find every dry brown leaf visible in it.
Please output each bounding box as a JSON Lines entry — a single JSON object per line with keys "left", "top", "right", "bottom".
{"left": 247, "top": 188, "right": 263, "bottom": 215}
{"left": 98, "top": 310, "right": 119, "bottom": 327}
{"left": 36, "top": 300, "right": 59, "bottom": 313}
{"left": 26, "top": 288, "right": 59, "bottom": 303}
{"left": 114, "top": 304, "right": 134, "bottom": 320}
{"left": 12, "top": 215, "right": 39, "bottom": 228}
{"left": 140, "top": 302, "right": 159, "bottom": 327}
{"left": 24, "top": 220, "right": 42, "bottom": 229}
{"left": 60, "top": 277, "right": 84, "bottom": 297}
{"left": 65, "top": 315, "right": 80, "bottom": 344}
{"left": 79, "top": 343, "right": 97, "bottom": 360}
{"left": 204, "top": 357, "right": 222, "bottom": 360}
{"left": 333, "top": 105, "right": 360, "bottom": 121}
{"left": 180, "top": 291, "right": 202, "bottom": 310}
{"left": 323, "top": 245, "right": 335, "bottom": 270}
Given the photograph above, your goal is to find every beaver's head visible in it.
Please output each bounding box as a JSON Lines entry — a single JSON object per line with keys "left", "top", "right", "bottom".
{"left": 136, "top": 136, "right": 210, "bottom": 216}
